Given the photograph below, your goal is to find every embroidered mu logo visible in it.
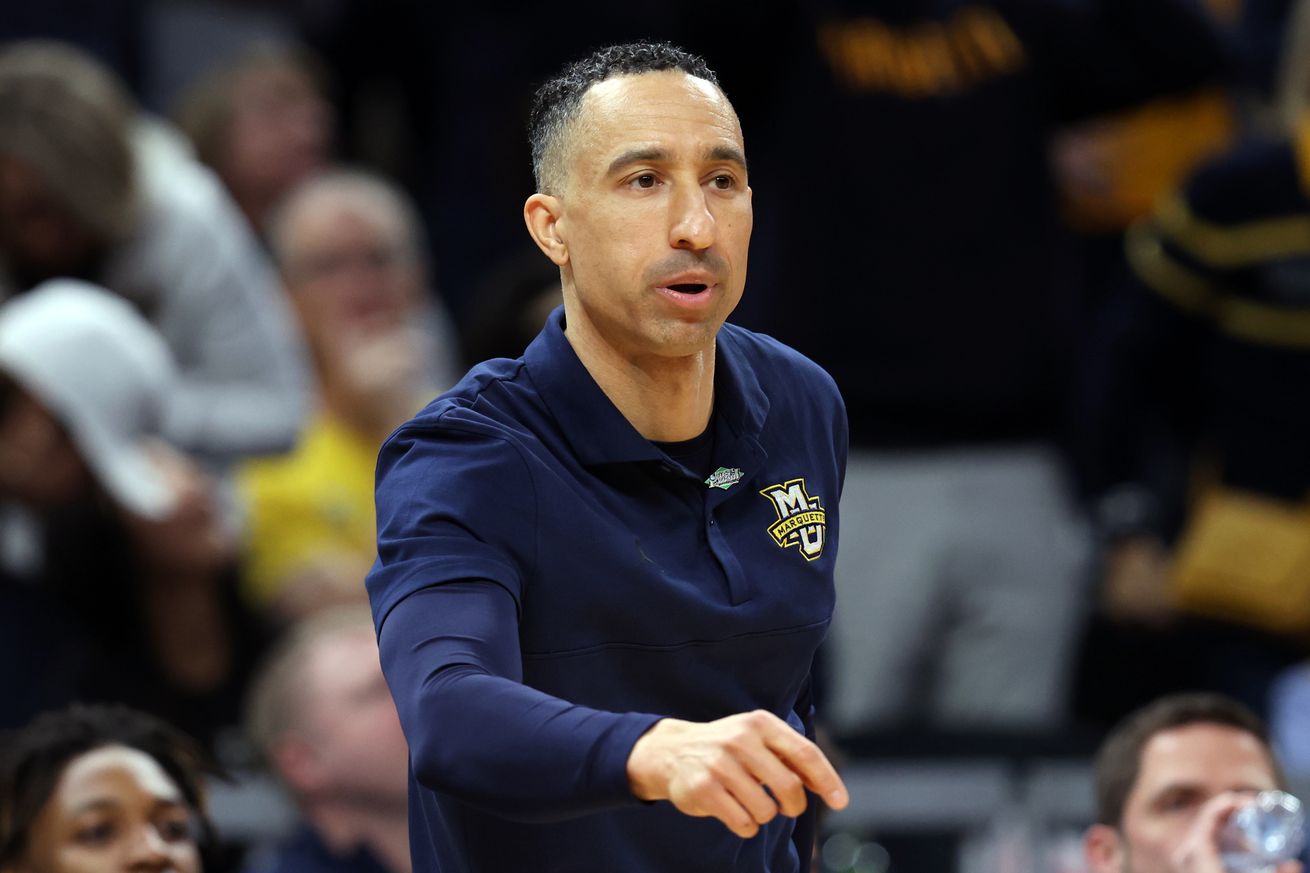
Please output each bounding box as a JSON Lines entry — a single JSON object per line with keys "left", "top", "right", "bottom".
{"left": 759, "top": 478, "right": 827, "bottom": 561}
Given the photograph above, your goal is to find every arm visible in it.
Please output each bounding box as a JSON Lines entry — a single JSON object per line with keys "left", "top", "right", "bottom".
{"left": 1172, "top": 792, "right": 1302, "bottom": 873}
{"left": 378, "top": 580, "right": 660, "bottom": 821}
{"left": 380, "top": 580, "right": 849, "bottom": 832}
{"left": 154, "top": 216, "right": 311, "bottom": 460}
{"left": 115, "top": 124, "right": 312, "bottom": 460}
{"left": 370, "top": 422, "right": 848, "bottom": 833}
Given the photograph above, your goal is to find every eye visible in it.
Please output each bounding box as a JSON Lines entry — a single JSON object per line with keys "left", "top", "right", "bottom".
{"left": 74, "top": 821, "right": 116, "bottom": 845}
{"left": 1157, "top": 789, "right": 1202, "bottom": 813}
{"left": 628, "top": 173, "right": 659, "bottom": 190}
{"left": 709, "top": 174, "right": 737, "bottom": 190}
{"left": 157, "top": 816, "right": 196, "bottom": 843}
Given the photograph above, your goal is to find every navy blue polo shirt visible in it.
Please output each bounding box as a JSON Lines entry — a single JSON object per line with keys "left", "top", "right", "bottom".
{"left": 368, "top": 307, "right": 847, "bottom": 873}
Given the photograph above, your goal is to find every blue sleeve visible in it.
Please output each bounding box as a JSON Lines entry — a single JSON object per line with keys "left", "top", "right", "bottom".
{"left": 378, "top": 582, "right": 663, "bottom": 821}
{"left": 367, "top": 423, "right": 532, "bottom": 629}
{"left": 368, "top": 419, "right": 662, "bottom": 820}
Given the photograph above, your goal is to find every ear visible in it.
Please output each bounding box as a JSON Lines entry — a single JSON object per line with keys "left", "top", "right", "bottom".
{"left": 1084, "top": 823, "right": 1126, "bottom": 873}
{"left": 524, "top": 193, "right": 568, "bottom": 267}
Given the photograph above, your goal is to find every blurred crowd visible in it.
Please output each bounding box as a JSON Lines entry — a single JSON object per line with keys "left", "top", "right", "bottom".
{"left": 2, "top": 1, "right": 1310, "bottom": 872}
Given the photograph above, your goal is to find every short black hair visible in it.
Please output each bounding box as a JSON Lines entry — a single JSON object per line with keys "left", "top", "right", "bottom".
{"left": 0, "top": 704, "right": 218, "bottom": 867}
{"left": 528, "top": 41, "right": 723, "bottom": 193}
{"left": 1093, "top": 692, "right": 1283, "bottom": 826}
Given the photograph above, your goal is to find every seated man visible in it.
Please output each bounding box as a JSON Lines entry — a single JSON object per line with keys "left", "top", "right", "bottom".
{"left": 238, "top": 170, "right": 459, "bottom": 621}
{"left": 244, "top": 607, "right": 411, "bottom": 873}
{"left": 1084, "top": 692, "right": 1301, "bottom": 873}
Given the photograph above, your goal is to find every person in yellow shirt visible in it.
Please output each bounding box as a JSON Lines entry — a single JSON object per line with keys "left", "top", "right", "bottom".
{"left": 239, "top": 170, "right": 460, "bottom": 622}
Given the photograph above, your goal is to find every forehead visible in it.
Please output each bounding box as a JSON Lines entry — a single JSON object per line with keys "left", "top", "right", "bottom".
{"left": 233, "top": 60, "right": 315, "bottom": 99}
{"left": 571, "top": 71, "right": 742, "bottom": 168}
{"left": 52, "top": 745, "right": 184, "bottom": 809}
{"left": 284, "top": 191, "right": 398, "bottom": 250}
{"left": 1131, "top": 723, "right": 1277, "bottom": 799}
{"left": 305, "top": 628, "right": 382, "bottom": 695}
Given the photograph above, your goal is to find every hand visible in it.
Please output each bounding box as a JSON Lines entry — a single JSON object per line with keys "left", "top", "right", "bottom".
{"left": 1172, "top": 792, "right": 1303, "bottom": 873}
{"left": 322, "top": 325, "right": 430, "bottom": 438}
{"left": 118, "top": 440, "right": 234, "bottom": 575}
{"left": 626, "top": 710, "right": 849, "bottom": 839}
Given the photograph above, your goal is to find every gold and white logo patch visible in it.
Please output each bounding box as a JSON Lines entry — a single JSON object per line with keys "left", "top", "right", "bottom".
{"left": 759, "top": 478, "right": 827, "bottom": 561}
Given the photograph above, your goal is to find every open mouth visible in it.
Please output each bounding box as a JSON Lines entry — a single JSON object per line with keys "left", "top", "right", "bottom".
{"left": 666, "top": 283, "right": 709, "bottom": 294}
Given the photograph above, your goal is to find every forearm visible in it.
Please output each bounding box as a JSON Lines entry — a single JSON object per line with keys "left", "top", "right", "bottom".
{"left": 377, "top": 582, "right": 661, "bottom": 821}
{"left": 165, "top": 379, "right": 308, "bottom": 459}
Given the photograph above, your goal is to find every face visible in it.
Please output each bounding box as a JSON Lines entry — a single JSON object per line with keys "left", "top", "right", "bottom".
{"left": 13, "top": 746, "right": 201, "bottom": 873}
{"left": 529, "top": 70, "right": 752, "bottom": 362}
{"left": 279, "top": 199, "right": 422, "bottom": 352}
{"left": 0, "top": 155, "right": 99, "bottom": 280}
{"left": 295, "top": 627, "right": 410, "bottom": 807}
{"left": 1086, "top": 723, "right": 1281, "bottom": 873}
{"left": 0, "top": 386, "right": 92, "bottom": 510}
{"left": 219, "top": 62, "right": 332, "bottom": 207}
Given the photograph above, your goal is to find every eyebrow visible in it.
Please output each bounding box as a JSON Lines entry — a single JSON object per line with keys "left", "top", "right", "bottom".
{"left": 71, "top": 796, "right": 187, "bottom": 816}
{"left": 1148, "top": 780, "right": 1269, "bottom": 803}
{"left": 605, "top": 144, "right": 748, "bottom": 176}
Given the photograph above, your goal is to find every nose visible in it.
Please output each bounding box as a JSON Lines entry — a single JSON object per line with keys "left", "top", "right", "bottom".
{"left": 668, "top": 183, "right": 715, "bottom": 251}
{"left": 125, "top": 824, "right": 174, "bottom": 872}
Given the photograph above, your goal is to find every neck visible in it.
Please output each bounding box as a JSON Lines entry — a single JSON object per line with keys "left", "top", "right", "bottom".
{"left": 308, "top": 801, "right": 412, "bottom": 873}
{"left": 319, "top": 379, "right": 403, "bottom": 445}
{"left": 563, "top": 309, "right": 715, "bottom": 442}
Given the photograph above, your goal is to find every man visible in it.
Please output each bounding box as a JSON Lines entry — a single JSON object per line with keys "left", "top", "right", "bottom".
{"left": 1084, "top": 692, "right": 1302, "bottom": 873}
{"left": 245, "top": 607, "right": 412, "bottom": 873}
{"left": 742, "top": 0, "right": 1232, "bottom": 733}
{"left": 367, "top": 42, "right": 849, "bottom": 873}
{"left": 239, "top": 170, "right": 460, "bottom": 621}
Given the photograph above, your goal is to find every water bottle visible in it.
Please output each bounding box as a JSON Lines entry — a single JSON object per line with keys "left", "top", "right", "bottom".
{"left": 1217, "top": 790, "right": 1306, "bottom": 873}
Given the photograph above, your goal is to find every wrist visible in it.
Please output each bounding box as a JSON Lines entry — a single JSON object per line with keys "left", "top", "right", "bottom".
{"left": 626, "top": 717, "right": 677, "bottom": 802}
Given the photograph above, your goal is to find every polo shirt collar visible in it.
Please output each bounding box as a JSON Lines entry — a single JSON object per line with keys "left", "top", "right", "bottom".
{"left": 523, "top": 307, "right": 769, "bottom": 467}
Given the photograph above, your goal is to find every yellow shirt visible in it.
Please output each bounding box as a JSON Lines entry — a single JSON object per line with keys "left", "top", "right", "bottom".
{"left": 237, "top": 414, "right": 379, "bottom": 607}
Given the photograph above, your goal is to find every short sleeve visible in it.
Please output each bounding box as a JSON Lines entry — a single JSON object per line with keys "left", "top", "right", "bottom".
{"left": 367, "top": 421, "right": 536, "bottom": 631}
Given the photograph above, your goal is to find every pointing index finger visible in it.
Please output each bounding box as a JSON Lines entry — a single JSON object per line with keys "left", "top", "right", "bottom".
{"left": 762, "top": 725, "right": 848, "bottom": 809}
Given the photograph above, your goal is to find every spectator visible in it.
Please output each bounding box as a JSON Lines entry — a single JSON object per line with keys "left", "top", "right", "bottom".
{"left": 740, "top": 0, "right": 1233, "bottom": 733}
{"left": 1083, "top": 692, "right": 1296, "bottom": 873}
{"left": 238, "top": 170, "right": 458, "bottom": 621}
{"left": 0, "top": 703, "right": 217, "bottom": 873}
{"left": 0, "top": 280, "right": 261, "bottom": 748}
{"left": 244, "top": 607, "right": 410, "bottom": 873}
{"left": 175, "top": 44, "right": 333, "bottom": 236}
{"left": 0, "top": 40, "right": 310, "bottom": 464}
{"left": 1077, "top": 0, "right": 1310, "bottom": 719}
